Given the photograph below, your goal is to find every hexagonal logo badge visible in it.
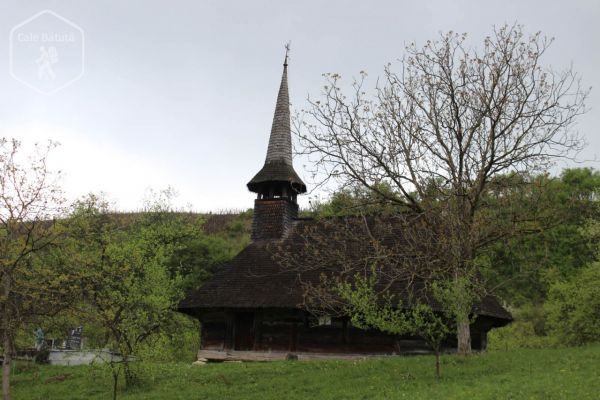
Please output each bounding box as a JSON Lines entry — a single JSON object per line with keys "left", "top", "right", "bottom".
{"left": 9, "top": 10, "right": 85, "bottom": 95}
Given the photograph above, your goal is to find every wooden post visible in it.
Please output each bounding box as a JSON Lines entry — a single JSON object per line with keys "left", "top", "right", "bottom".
{"left": 342, "top": 319, "right": 348, "bottom": 345}
{"left": 253, "top": 312, "right": 262, "bottom": 351}
{"left": 225, "top": 313, "right": 234, "bottom": 350}
{"left": 289, "top": 323, "right": 297, "bottom": 352}
{"left": 199, "top": 322, "right": 205, "bottom": 350}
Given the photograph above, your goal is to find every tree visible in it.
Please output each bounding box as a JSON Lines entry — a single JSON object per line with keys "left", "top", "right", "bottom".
{"left": 67, "top": 194, "right": 184, "bottom": 399}
{"left": 296, "top": 24, "right": 588, "bottom": 354}
{"left": 67, "top": 191, "right": 235, "bottom": 399}
{"left": 338, "top": 272, "right": 450, "bottom": 379}
{"left": 0, "top": 139, "right": 67, "bottom": 400}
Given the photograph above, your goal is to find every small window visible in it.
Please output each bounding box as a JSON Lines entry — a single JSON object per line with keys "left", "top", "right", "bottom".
{"left": 318, "top": 315, "right": 332, "bottom": 326}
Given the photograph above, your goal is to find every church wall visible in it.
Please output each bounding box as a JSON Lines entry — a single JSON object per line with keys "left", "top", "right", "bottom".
{"left": 198, "top": 309, "right": 493, "bottom": 356}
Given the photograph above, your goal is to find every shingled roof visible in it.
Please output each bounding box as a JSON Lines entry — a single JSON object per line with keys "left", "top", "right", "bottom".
{"left": 247, "top": 55, "right": 307, "bottom": 195}
{"left": 179, "top": 217, "right": 512, "bottom": 325}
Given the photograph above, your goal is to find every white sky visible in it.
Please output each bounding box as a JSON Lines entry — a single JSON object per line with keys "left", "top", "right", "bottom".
{"left": 0, "top": 0, "right": 598, "bottom": 211}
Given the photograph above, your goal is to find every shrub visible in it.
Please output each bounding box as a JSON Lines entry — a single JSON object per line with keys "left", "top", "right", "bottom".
{"left": 546, "top": 262, "right": 600, "bottom": 346}
{"left": 488, "top": 304, "right": 555, "bottom": 351}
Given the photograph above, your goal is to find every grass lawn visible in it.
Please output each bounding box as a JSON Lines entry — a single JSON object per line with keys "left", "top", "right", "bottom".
{"left": 11, "top": 345, "right": 600, "bottom": 400}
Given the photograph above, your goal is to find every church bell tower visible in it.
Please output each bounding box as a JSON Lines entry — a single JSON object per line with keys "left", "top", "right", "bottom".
{"left": 247, "top": 49, "right": 307, "bottom": 241}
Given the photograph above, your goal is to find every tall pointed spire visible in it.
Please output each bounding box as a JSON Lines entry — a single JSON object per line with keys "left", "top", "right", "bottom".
{"left": 247, "top": 46, "right": 307, "bottom": 200}
{"left": 264, "top": 48, "right": 292, "bottom": 165}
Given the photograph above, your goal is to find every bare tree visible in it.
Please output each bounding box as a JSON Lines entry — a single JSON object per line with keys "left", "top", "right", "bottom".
{"left": 295, "top": 24, "right": 588, "bottom": 354}
{"left": 0, "top": 139, "right": 66, "bottom": 400}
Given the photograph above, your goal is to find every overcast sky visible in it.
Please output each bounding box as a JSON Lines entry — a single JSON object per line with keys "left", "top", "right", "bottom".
{"left": 0, "top": 0, "right": 598, "bottom": 211}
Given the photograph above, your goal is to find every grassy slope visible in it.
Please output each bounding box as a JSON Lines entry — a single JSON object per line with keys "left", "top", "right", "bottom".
{"left": 12, "top": 345, "right": 600, "bottom": 400}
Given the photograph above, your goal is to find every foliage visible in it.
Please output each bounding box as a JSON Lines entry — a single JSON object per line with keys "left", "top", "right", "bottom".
{"left": 135, "top": 313, "right": 199, "bottom": 363}
{"left": 9, "top": 345, "right": 600, "bottom": 399}
{"left": 312, "top": 169, "right": 600, "bottom": 307}
{"left": 16, "top": 198, "right": 244, "bottom": 360}
{"left": 310, "top": 168, "right": 600, "bottom": 351}
{"left": 64, "top": 194, "right": 185, "bottom": 397}
{"left": 307, "top": 183, "right": 404, "bottom": 217}
{"left": 61, "top": 191, "right": 247, "bottom": 398}
{"left": 487, "top": 304, "right": 554, "bottom": 350}
{"left": 481, "top": 169, "right": 600, "bottom": 347}
{"left": 430, "top": 276, "right": 478, "bottom": 329}
{"left": 480, "top": 168, "right": 600, "bottom": 304}
{"left": 337, "top": 272, "right": 450, "bottom": 378}
{"left": 0, "top": 139, "right": 70, "bottom": 400}
{"left": 17, "top": 309, "right": 107, "bottom": 351}
{"left": 545, "top": 262, "right": 600, "bottom": 346}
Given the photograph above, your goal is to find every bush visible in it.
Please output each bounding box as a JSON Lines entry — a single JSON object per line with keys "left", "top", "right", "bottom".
{"left": 545, "top": 262, "right": 600, "bottom": 346}
{"left": 136, "top": 314, "right": 200, "bottom": 362}
{"left": 488, "top": 304, "right": 555, "bottom": 351}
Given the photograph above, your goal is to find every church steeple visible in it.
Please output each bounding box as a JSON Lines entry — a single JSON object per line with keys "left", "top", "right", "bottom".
{"left": 265, "top": 50, "right": 292, "bottom": 165}
{"left": 247, "top": 48, "right": 307, "bottom": 203}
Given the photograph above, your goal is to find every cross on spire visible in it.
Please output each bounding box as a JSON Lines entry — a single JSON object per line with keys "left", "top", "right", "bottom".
{"left": 284, "top": 42, "right": 291, "bottom": 66}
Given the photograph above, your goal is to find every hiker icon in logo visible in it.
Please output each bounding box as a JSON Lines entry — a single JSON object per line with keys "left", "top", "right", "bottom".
{"left": 36, "top": 46, "right": 59, "bottom": 81}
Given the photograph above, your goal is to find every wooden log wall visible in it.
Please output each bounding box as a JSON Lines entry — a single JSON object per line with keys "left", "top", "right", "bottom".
{"left": 199, "top": 308, "right": 491, "bottom": 355}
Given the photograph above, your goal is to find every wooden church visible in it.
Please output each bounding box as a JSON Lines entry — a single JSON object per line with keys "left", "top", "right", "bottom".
{"left": 179, "top": 55, "right": 512, "bottom": 361}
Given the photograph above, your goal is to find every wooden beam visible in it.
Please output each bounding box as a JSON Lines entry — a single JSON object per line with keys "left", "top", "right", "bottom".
{"left": 196, "top": 349, "right": 394, "bottom": 362}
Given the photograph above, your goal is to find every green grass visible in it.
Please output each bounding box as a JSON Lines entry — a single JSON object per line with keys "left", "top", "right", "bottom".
{"left": 11, "top": 345, "right": 600, "bottom": 400}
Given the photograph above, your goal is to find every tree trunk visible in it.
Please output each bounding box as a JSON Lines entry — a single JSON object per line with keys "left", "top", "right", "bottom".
{"left": 454, "top": 245, "right": 473, "bottom": 356}
{"left": 2, "top": 272, "right": 12, "bottom": 400}
{"left": 456, "top": 317, "right": 471, "bottom": 355}
{"left": 434, "top": 350, "right": 440, "bottom": 380}
{"left": 112, "top": 370, "right": 119, "bottom": 400}
{"left": 123, "top": 361, "right": 136, "bottom": 388}
{"left": 2, "top": 331, "right": 12, "bottom": 400}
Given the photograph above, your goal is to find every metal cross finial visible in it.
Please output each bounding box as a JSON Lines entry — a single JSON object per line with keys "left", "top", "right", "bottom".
{"left": 284, "top": 42, "right": 291, "bottom": 66}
